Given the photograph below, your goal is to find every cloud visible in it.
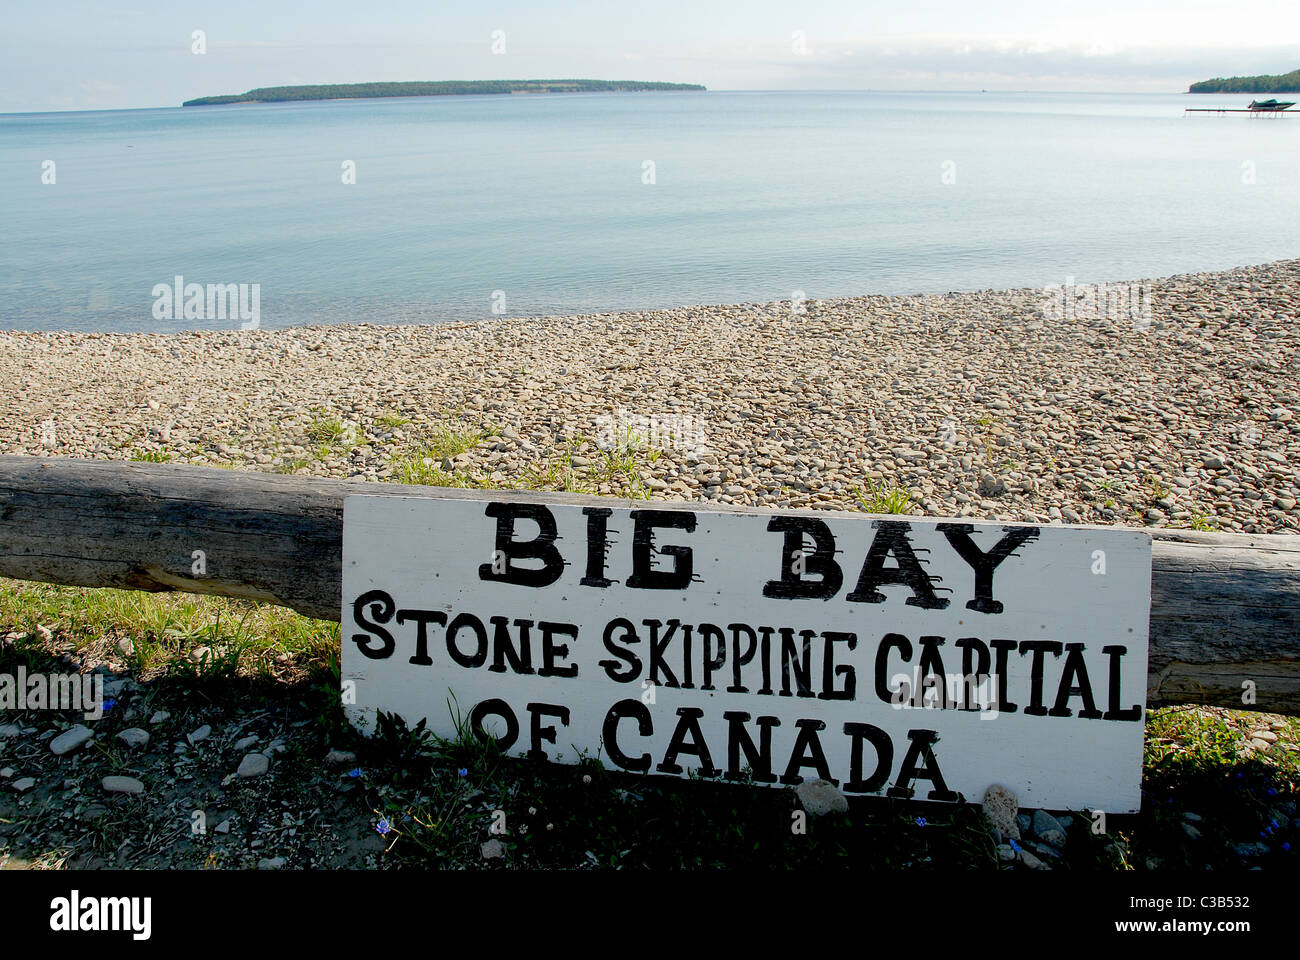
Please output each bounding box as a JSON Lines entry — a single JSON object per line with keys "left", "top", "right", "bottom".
{"left": 669, "top": 37, "right": 1300, "bottom": 90}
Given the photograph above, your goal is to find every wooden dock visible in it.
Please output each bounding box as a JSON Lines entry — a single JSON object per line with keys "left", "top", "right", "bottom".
{"left": 1186, "top": 107, "right": 1295, "bottom": 115}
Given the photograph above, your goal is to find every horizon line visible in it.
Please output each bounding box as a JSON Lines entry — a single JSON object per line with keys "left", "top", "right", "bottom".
{"left": 0, "top": 87, "right": 1223, "bottom": 117}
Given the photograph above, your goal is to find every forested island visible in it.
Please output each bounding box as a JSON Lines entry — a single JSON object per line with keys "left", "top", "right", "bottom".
{"left": 183, "top": 79, "right": 706, "bottom": 106}
{"left": 1189, "top": 68, "right": 1300, "bottom": 93}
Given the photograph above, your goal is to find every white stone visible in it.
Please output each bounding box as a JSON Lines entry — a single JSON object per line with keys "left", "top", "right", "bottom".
{"left": 50, "top": 725, "right": 94, "bottom": 756}
{"left": 237, "top": 753, "right": 269, "bottom": 778}
{"left": 102, "top": 775, "right": 144, "bottom": 795}
{"left": 982, "top": 784, "right": 1021, "bottom": 841}
{"left": 117, "top": 728, "right": 150, "bottom": 749}
{"left": 795, "top": 778, "right": 849, "bottom": 817}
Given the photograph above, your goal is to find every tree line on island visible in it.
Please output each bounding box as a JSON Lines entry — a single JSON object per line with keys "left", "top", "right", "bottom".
{"left": 183, "top": 79, "right": 706, "bottom": 106}
{"left": 1189, "top": 68, "right": 1300, "bottom": 93}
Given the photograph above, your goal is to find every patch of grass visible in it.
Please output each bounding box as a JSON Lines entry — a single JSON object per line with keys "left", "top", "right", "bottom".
{"left": 391, "top": 422, "right": 492, "bottom": 486}
{"left": 375, "top": 412, "right": 411, "bottom": 429}
{"left": 276, "top": 456, "right": 311, "bottom": 475}
{"left": 592, "top": 424, "right": 663, "bottom": 499}
{"left": 130, "top": 449, "right": 172, "bottom": 463}
{"left": 394, "top": 460, "right": 502, "bottom": 489}
{"left": 1136, "top": 706, "right": 1298, "bottom": 869}
{"left": 852, "top": 478, "right": 914, "bottom": 515}
{"left": 305, "top": 409, "right": 348, "bottom": 446}
{"left": 0, "top": 578, "right": 339, "bottom": 682}
{"left": 519, "top": 457, "right": 596, "bottom": 495}
{"left": 422, "top": 423, "right": 486, "bottom": 461}
{"left": 1189, "top": 513, "right": 1216, "bottom": 532}
{"left": 1146, "top": 475, "right": 1171, "bottom": 503}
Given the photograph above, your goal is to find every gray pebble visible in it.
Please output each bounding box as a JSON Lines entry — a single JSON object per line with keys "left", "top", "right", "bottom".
{"left": 795, "top": 779, "right": 849, "bottom": 817}
{"left": 237, "top": 753, "right": 270, "bottom": 778}
{"left": 50, "top": 725, "right": 94, "bottom": 756}
{"left": 102, "top": 775, "right": 144, "bottom": 795}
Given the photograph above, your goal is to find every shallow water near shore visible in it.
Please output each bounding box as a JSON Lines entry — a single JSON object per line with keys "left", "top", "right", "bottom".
{"left": 2, "top": 90, "right": 1298, "bottom": 333}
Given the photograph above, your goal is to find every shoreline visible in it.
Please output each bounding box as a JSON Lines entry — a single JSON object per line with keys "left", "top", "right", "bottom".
{"left": 3, "top": 256, "right": 1297, "bottom": 340}
{"left": 3, "top": 258, "right": 1298, "bottom": 535}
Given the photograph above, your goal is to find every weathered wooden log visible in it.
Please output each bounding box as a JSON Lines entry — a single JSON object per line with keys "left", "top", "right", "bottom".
{"left": 1, "top": 455, "right": 1298, "bottom": 714}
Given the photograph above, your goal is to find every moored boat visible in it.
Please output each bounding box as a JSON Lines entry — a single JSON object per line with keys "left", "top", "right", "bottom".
{"left": 1248, "top": 98, "right": 1296, "bottom": 111}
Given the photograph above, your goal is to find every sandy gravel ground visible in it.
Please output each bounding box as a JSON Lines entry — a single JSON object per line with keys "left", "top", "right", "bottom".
{"left": 2, "top": 258, "right": 1298, "bottom": 533}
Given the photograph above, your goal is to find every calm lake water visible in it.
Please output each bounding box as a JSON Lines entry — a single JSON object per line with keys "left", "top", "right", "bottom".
{"left": 1, "top": 90, "right": 1298, "bottom": 332}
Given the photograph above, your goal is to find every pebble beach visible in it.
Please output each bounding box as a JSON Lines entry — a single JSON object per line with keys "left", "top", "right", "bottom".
{"left": 3, "top": 258, "right": 1299, "bottom": 534}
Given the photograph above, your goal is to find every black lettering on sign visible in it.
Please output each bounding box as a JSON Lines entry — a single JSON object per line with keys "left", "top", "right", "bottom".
{"left": 397, "top": 608, "right": 446, "bottom": 666}
{"left": 446, "top": 612, "right": 488, "bottom": 669}
{"left": 989, "top": 638, "right": 1019, "bottom": 714}
{"left": 1102, "top": 645, "right": 1143, "bottom": 721}
{"left": 478, "top": 502, "right": 564, "bottom": 588}
{"left": 781, "top": 718, "right": 835, "bottom": 786}
{"left": 581, "top": 507, "right": 614, "bottom": 588}
{"left": 526, "top": 702, "right": 571, "bottom": 760}
{"left": 538, "top": 621, "right": 579, "bottom": 678}
{"left": 847, "top": 520, "right": 949, "bottom": 609}
{"left": 887, "top": 729, "right": 957, "bottom": 802}
{"left": 916, "top": 635, "right": 950, "bottom": 709}
{"left": 818, "top": 631, "right": 857, "bottom": 701}
{"left": 955, "top": 637, "right": 990, "bottom": 711}
{"left": 625, "top": 510, "right": 696, "bottom": 589}
{"left": 722, "top": 711, "right": 780, "bottom": 783}
{"left": 936, "top": 523, "right": 1040, "bottom": 614}
{"left": 351, "top": 589, "right": 396, "bottom": 660}
{"left": 843, "top": 722, "right": 893, "bottom": 793}
{"left": 757, "top": 626, "right": 776, "bottom": 695}
{"left": 469, "top": 698, "right": 519, "bottom": 750}
{"left": 875, "top": 632, "right": 912, "bottom": 704}
{"left": 1049, "top": 643, "right": 1103, "bottom": 719}
{"left": 762, "top": 517, "right": 843, "bottom": 599}
{"left": 778, "top": 628, "right": 817, "bottom": 698}
{"left": 598, "top": 618, "right": 642, "bottom": 682}
{"left": 728, "top": 623, "right": 757, "bottom": 693}
{"left": 645, "top": 618, "right": 681, "bottom": 688}
{"left": 1019, "top": 640, "right": 1063, "bottom": 717}
{"left": 657, "top": 707, "right": 719, "bottom": 777}
{"left": 603, "top": 699, "right": 652, "bottom": 771}
{"left": 699, "top": 624, "right": 727, "bottom": 691}
{"left": 488, "top": 616, "right": 534, "bottom": 675}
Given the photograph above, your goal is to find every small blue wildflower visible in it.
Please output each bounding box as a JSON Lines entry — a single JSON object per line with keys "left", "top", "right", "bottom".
{"left": 1283, "top": 843, "right": 1291, "bottom": 852}
{"left": 402, "top": 815, "right": 411, "bottom": 822}
{"left": 458, "top": 767, "right": 468, "bottom": 777}
{"left": 347, "top": 768, "right": 362, "bottom": 778}
{"left": 102, "top": 698, "right": 117, "bottom": 713}
{"left": 376, "top": 819, "right": 391, "bottom": 836}
{"left": 1268, "top": 788, "right": 1278, "bottom": 796}
{"left": 915, "top": 817, "right": 927, "bottom": 827}
{"left": 1272, "top": 819, "right": 1281, "bottom": 829}
{"left": 1009, "top": 838, "right": 1021, "bottom": 852}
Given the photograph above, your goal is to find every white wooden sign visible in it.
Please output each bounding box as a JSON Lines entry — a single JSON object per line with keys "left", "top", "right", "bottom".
{"left": 342, "top": 495, "right": 1151, "bottom": 811}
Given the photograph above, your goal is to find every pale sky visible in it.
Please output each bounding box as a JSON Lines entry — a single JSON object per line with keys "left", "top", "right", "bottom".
{"left": 3, "top": 0, "right": 1298, "bottom": 112}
